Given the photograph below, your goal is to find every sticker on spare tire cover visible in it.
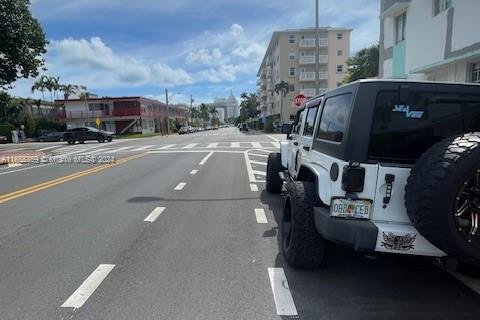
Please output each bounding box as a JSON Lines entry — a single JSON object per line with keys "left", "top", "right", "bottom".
{"left": 381, "top": 232, "right": 416, "bottom": 251}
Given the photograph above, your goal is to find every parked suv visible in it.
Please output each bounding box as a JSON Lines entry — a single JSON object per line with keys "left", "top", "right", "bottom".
{"left": 63, "top": 127, "right": 113, "bottom": 144}
{"left": 266, "top": 79, "right": 480, "bottom": 269}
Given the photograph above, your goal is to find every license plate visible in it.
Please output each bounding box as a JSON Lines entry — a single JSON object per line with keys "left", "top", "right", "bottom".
{"left": 330, "top": 198, "right": 371, "bottom": 219}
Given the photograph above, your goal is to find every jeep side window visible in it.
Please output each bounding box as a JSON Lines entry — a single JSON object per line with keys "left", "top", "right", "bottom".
{"left": 317, "top": 93, "right": 352, "bottom": 142}
{"left": 294, "top": 109, "right": 306, "bottom": 135}
{"left": 369, "top": 91, "right": 480, "bottom": 163}
{"left": 303, "top": 106, "right": 318, "bottom": 136}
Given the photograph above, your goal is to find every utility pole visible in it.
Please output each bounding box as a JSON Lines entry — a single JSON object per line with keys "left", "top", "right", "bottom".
{"left": 165, "top": 88, "right": 170, "bottom": 134}
{"left": 315, "top": 0, "right": 320, "bottom": 95}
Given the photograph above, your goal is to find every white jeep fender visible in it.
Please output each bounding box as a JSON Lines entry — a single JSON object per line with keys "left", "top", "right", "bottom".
{"left": 280, "top": 141, "right": 290, "bottom": 168}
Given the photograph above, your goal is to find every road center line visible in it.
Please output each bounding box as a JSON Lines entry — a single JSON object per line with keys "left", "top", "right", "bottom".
{"left": 255, "top": 208, "right": 268, "bottom": 223}
{"left": 174, "top": 182, "right": 186, "bottom": 190}
{"left": 190, "top": 169, "right": 198, "bottom": 175}
{"left": 267, "top": 268, "right": 298, "bottom": 316}
{"left": 250, "top": 184, "right": 258, "bottom": 192}
{"left": 61, "top": 264, "right": 115, "bottom": 309}
{"left": 144, "top": 207, "right": 166, "bottom": 222}
{"left": 199, "top": 152, "right": 214, "bottom": 165}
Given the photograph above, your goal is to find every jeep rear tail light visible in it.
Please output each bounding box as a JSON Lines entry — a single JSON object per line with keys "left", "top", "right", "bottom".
{"left": 341, "top": 162, "right": 365, "bottom": 192}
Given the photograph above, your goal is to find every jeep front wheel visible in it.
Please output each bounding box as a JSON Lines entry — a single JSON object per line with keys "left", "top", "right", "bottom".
{"left": 405, "top": 133, "right": 480, "bottom": 266}
{"left": 266, "top": 153, "right": 283, "bottom": 194}
{"left": 282, "top": 181, "right": 326, "bottom": 269}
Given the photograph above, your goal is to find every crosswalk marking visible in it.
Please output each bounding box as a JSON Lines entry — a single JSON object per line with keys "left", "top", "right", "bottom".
{"left": 78, "top": 148, "right": 112, "bottom": 155}
{"left": 251, "top": 142, "right": 262, "bottom": 148}
{"left": 231, "top": 142, "right": 240, "bottom": 148}
{"left": 157, "top": 144, "right": 176, "bottom": 149}
{"left": 207, "top": 143, "right": 218, "bottom": 148}
{"left": 132, "top": 145, "right": 155, "bottom": 151}
{"left": 270, "top": 141, "right": 279, "bottom": 147}
{"left": 183, "top": 143, "right": 198, "bottom": 149}
{"left": 108, "top": 146, "right": 133, "bottom": 153}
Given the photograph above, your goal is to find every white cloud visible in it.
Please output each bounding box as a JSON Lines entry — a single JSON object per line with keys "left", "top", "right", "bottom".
{"left": 186, "top": 48, "right": 224, "bottom": 65}
{"left": 151, "top": 63, "right": 193, "bottom": 86}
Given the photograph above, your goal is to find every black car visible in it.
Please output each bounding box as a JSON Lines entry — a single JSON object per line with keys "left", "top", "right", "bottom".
{"left": 37, "top": 131, "right": 64, "bottom": 142}
{"left": 63, "top": 127, "right": 113, "bottom": 144}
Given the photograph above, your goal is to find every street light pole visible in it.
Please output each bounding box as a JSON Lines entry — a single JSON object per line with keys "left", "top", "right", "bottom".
{"left": 165, "top": 88, "right": 170, "bottom": 134}
{"left": 315, "top": 0, "right": 320, "bottom": 95}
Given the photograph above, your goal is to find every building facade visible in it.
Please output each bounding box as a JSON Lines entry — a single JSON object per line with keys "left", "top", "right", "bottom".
{"left": 56, "top": 96, "right": 187, "bottom": 134}
{"left": 257, "top": 27, "right": 351, "bottom": 123}
{"left": 380, "top": 0, "right": 480, "bottom": 83}
{"left": 226, "top": 91, "right": 239, "bottom": 119}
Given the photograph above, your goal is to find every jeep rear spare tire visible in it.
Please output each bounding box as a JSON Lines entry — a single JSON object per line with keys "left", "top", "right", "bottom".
{"left": 266, "top": 153, "right": 283, "bottom": 194}
{"left": 405, "top": 133, "right": 480, "bottom": 266}
{"left": 282, "top": 181, "right": 326, "bottom": 269}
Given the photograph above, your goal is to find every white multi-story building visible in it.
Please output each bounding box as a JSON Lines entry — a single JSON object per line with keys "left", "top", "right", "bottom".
{"left": 226, "top": 90, "right": 239, "bottom": 118}
{"left": 257, "top": 27, "right": 351, "bottom": 123}
{"left": 380, "top": 0, "right": 480, "bottom": 83}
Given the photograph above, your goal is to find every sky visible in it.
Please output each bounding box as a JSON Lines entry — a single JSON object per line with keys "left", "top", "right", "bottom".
{"left": 9, "top": 0, "right": 380, "bottom": 105}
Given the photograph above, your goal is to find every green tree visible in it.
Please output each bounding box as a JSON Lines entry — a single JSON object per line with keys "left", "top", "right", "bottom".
{"left": 31, "top": 75, "right": 48, "bottom": 101}
{"left": 239, "top": 92, "right": 260, "bottom": 123}
{"left": 274, "top": 81, "right": 289, "bottom": 123}
{"left": 343, "top": 44, "right": 379, "bottom": 83}
{"left": 0, "top": 0, "right": 48, "bottom": 88}
{"left": 199, "top": 103, "right": 209, "bottom": 122}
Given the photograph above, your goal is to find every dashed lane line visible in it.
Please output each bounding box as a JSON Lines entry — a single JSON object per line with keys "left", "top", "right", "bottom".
{"left": 144, "top": 207, "right": 166, "bottom": 223}
{"left": 61, "top": 264, "right": 115, "bottom": 309}
{"left": 190, "top": 169, "right": 198, "bottom": 175}
{"left": 267, "top": 268, "right": 298, "bottom": 316}
{"left": 254, "top": 208, "right": 268, "bottom": 223}
{"left": 199, "top": 152, "right": 214, "bottom": 165}
{"left": 250, "top": 184, "right": 258, "bottom": 192}
{"left": 174, "top": 182, "right": 187, "bottom": 190}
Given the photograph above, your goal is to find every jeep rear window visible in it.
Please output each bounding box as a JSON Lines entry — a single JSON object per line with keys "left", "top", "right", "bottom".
{"left": 369, "top": 90, "right": 480, "bottom": 163}
{"left": 317, "top": 93, "right": 352, "bottom": 142}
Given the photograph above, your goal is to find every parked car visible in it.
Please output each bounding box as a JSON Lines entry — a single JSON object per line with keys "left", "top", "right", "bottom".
{"left": 63, "top": 127, "right": 114, "bottom": 144}
{"left": 178, "top": 126, "right": 189, "bottom": 135}
{"left": 37, "top": 131, "right": 64, "bottom": 142}
{"left": 266, "top": 79, "right": 480, "bottom": 269}
{"left": 0, "top": 135, "right": 7, "bottom": 144}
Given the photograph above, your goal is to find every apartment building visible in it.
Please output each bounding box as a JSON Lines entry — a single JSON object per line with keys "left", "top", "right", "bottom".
{"left": 380, "top": 0, "right": 480, "bottom": 83}
{"left": 257, "top": 27, "right": 351, "bottom": 123}
{"left": 56, "top": 96, "right": 187, "bottom": 134}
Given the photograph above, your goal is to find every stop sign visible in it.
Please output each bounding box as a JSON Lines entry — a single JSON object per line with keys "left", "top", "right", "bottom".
{"left": 294, "top": 94, "right": 306, "bottom": 107}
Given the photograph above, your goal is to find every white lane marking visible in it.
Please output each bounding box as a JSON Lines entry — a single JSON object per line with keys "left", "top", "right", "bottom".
{"left": 190, "top": 169, "right": 198, "bottom": 175}
{"left": 144, "top": 207, "right": 166, "bottom": 223}
{"left": 248, "top": 153, "right": 268, "bottom": 158}
{"left": 174, "top": 182, "right": 186, "bottom": 190}
{"left": 254, "top": 148, "right": 271, "bottom": 153}
{"left": 157, "top": 144, "right": 176, "bottom": 149}
{"left": 108, "top": 146, "right": 133, "bottom": 153}
{"left": 250, "top": 184, "right": 258, "bottom": 192}
{"left": 61, "top": 264, "right": 115, "bottom": 309}
{"left": 231, "top": 142, "right": 240, "bottom": 148}
{"left": 251, "top": 142, "right": 262, "bottom": 148}
{"left": 207, "top": 143, "right": 218, "bottom": 148}
{"left": 244, "top": 152, "right": 256, "bottom": 182}
{"left": 199, "top": 152, "right": 214, "bottom": 165}
{"left": 270, "top": 141, "right": 279, "bottom": 147}
{"left": 132, "top": 145, "right": 155, "bottom": 151}
{"left": 36, "top": 145, "right": 59, "bottom": 151}
{"left": 267, "top": 268, "right": 298, "bottom": 316}
{"left": 0, "top": 163, "right": 51, "bottom": 175}
{"left": 183, "top": 143, "right": 198, "bottom": 149}
{"left": 266, "top": 134, "right": 280, "bottom": 142}
{"left": 77, "top": 148, "right": 112, "bottom": 155}
{"left": 250, "top": 160, "right": 267, "bottom": 165}
{"left": 255, "top": 208, "right": 268, "bottom": 223}
{"left": 147, "top": 150, "right": 244, "bottom": 154}
{"left": 253, "top": 170, "right": 266, "bottom": 176}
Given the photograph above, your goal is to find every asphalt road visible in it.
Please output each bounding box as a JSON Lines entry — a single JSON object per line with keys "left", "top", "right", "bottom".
{"left": 0, "top": 127, "right": 479, "bottom": 320}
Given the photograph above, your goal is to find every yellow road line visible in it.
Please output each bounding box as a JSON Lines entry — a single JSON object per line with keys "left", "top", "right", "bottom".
{"left": 0, "top": 153, "right": 146, "bottom": 204}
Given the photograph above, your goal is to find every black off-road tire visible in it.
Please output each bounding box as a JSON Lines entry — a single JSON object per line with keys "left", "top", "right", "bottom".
{"left": 97, "top": 135, "right": 105, "bottom": 143}
{"left": 405, "top": 133, "right": 480, "bottom": 266}
{"left": 66, "top": 137, "right": 75, "bottom": 145}
{"left": 79, "top": 140, "right": 85, "bottom": 144}
{"left": 107, "top": 137, "right": 113, "bottom": 142}
{"left": 282, "top": 181, "right": 326, "bottom": 269}
{"left": 266, "top": 153, "right": 283, "bottom": 194}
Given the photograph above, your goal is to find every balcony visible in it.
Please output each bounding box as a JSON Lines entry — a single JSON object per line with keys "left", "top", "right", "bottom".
{"left": 266, "top": 55, "right": 272, "bottom": 66}
{"left": 299, "top": 72, "right": 316, "bottom": 81}
{"left": 299, "top": 38, "right": 329, "bottom": 48}
{"left": 266, "top": 83, "right": 273, "bottom": 91}
{"left": 59, "top": 110, "right": 108, "bottom": 119}
{"left": 266, "top": 68, "right": 272, "bottom": 79}
{"left": 300, "top": 88, "right": 328, "bottom": 97}
{"left": 299, "top": 55, "right": 328, "bottom": 65}
{"left": 267, "top": 96, "right": 274, "bottom": 104}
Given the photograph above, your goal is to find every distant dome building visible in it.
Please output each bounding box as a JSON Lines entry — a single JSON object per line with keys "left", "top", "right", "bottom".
{"left": 226, "top": 90, "right": 239, "bottom": 118}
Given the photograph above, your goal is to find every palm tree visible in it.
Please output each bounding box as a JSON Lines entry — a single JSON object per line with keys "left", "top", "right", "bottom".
{"left": 60, "top": 84, "right": 77, "bottom": 100}
{"left": 274, "top": 80, "right": 289, "bottom": 124}
{"left": 31, "top": 75, "right": 48, "bottom": 101}
{"left": 199, "top": 103, "right": 209, "bottom": 122}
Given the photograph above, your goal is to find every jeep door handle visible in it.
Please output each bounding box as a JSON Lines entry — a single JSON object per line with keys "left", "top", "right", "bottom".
{"left": 293, "top": 142, "right": 298, "bottom": 146}
{"left": 303, "top": 146, "right": 310, "bottom": 151}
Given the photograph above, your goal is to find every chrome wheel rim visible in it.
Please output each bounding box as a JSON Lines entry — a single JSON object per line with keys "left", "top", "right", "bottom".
{"left": 454, "top": 169, "right": 480, "bottom": 247}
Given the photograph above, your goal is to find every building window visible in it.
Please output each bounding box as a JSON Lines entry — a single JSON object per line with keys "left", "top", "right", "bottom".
{"left": 337, "top": 33, "right": 343, "bottom": 40}
{"left": 433, "top": 0, "right": 452, "bottom": 16}
{"left": 395, "top": 12, "right": 407, "bottom": 44}
{"left": 289, "top": 84, "right": 295, "bottom": 92}
{"left": 336, "top": 65, "right": 344, "bottom": 73}
{"left": 289, "top": 52, "right": 295, "bottom": 60}
{"left": 472, "top": 62, "right": 480, "bottom": 83}
{"left": 289, "top": 67, "right": 296, "bottom": 76}
{"left": 289, "top": 34, "right": 295, "bottom": 44}
{"left": 337, "top": 49, "right": 343, "bottom": 56}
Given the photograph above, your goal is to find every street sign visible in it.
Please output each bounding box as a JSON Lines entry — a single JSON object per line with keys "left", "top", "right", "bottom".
{"left": 294, "top": 94, "right": 306, "bottom": 107}
{"left": 95, "top": 117, "right": 101, "bottom": 128}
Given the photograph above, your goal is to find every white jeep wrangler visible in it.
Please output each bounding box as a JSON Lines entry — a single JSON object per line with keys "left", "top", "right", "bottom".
{"left": 266, "top": 79, "right": 480, "bottom": 269}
